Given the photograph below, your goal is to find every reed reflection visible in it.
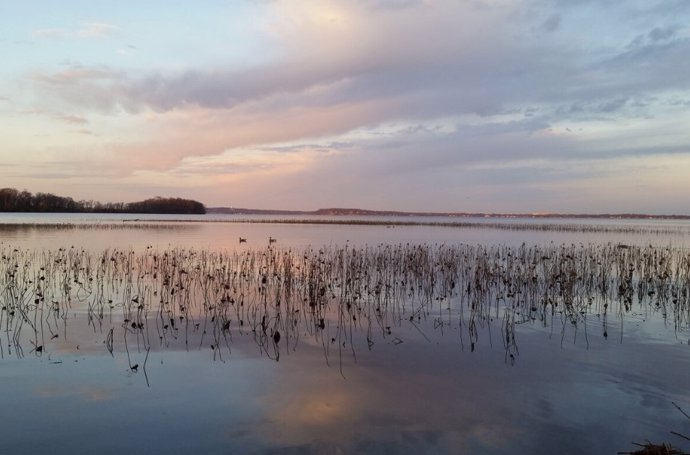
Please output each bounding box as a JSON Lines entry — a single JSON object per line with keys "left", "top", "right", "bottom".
{"left": 1, "top": 242, "right": 689, "bottom": 372}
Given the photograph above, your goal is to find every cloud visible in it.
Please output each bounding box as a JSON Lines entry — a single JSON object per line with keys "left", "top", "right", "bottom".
{"left": 77, "top": 22, "right": 118, "bottom": 39}
{"left": 19, "top": 108, "right": 88, "bottom": 125}
{"left": 360, "top": 0, "right": 426, "bottom": 10}
{"left": 594, "top": 37, "right": 690, "bottom": 99}
{"left": 33, "top": 64, "right": 126, "bottom": 111}
{"left": 102, "top": 96, "right": 394, "bottom": 172}
{"left": 34, "top": 64, "right": 123, "bottom": 86}
{"left": 53, "top": 113, "right": 88, "bottom": 125}
{"left": 541, "top": 14, "right": 561, "bottom": 32}
{"left": 116, "top": 47, "right": 135, "bottom": 56}
{"left": 648, "top": 25, "right": 680, "bottom": 43}
{"left": 554, "top": 97, "right": 640, "bottom": 119}
{"left": 31, "top": 3, "right": 523, "bottom": 115}
{"left": 33, "top": 2, "right": 686, "bottom": 132}
{"left": 34, "top": 22, "right": 119, "bottom": 40}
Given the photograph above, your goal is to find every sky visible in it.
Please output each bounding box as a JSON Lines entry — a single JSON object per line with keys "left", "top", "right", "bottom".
{"left": 1, "top": 0, "right": 690, "bottom": 214}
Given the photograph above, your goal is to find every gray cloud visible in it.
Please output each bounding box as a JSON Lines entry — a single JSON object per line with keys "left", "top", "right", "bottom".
{"left": 594, "top": 37, "right": 690, "bottom": 99}
{"left": 263, "top": 141, "right": 356, "bottom": 153}
{"left": 541, "top": 14, "right": 561, "bottom": 32}
{"left": 34, "top": 19, "right": 688, "bottom": 132}
{"left": 360, "top": 0, "right": 423, "bottom": 10}
{"left": 648, "top": 25, "right": 680, "bottom": 43}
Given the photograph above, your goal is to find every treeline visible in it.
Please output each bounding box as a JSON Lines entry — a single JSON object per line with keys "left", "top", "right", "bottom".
{"left": 0, "top": 188, "right": 206, "bottom": 214}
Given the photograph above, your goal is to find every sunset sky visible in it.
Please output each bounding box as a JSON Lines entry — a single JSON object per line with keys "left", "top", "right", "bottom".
{"left": 1, "top": 0, "right": 689, "bottom": 213}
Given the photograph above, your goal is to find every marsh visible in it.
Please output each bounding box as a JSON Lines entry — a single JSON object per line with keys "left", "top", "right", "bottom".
{"left": 1, "top": 213, "right": 690, "bottom": 454}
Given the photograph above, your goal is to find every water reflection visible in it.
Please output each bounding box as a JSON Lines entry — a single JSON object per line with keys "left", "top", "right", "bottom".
{"left": 0, "top": 222, "right": 203, "bottom": 251}
{"left": 3, "top": 214, "right": 690, "bottom": 252}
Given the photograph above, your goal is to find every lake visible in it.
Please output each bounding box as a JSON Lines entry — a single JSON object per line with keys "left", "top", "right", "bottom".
{"left": 1, "top": 213, "right": 690, "bottom": 454}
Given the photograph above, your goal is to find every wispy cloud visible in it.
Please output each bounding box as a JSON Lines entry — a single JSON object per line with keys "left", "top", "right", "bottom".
{"left": 34, "top": 22, "right": 119, "bottom": 40}
{"left": 76, "top": 22, "right": 118, "bottom": 39}
{"left": 53, "top": 113, "right": 88, "bottom": 125}
{"left": 116, "top": 45, "right": 137, "bottom": 56}
{"left": 20, "top": 108, "right": 88, "bottom": 125}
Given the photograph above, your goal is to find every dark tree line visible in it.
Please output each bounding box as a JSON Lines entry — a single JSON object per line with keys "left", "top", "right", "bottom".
{"left": 0, "top": 188, "right": 206, "bottom": 214}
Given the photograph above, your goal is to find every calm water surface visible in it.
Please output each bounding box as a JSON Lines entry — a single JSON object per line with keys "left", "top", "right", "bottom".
{"left": 1, "top": 213, "right": 689, "bottom": 454}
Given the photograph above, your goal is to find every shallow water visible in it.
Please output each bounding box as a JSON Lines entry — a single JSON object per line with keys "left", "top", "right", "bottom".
{"left": 2, "top": 212, "right": 690, "bottom": 250}
{"left": 1, "top": 214, "right": 690, "bottom": 455}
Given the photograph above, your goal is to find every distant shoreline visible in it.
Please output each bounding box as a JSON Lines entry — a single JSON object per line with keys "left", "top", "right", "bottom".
{"left": 206, "top": 207, "right": 690, "bottom": 220}
{"left": 2, "top": 203, "right": 689, "bottom": 220}
{"left": 0, "top": 188, "right": 206, "bottom": 214}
